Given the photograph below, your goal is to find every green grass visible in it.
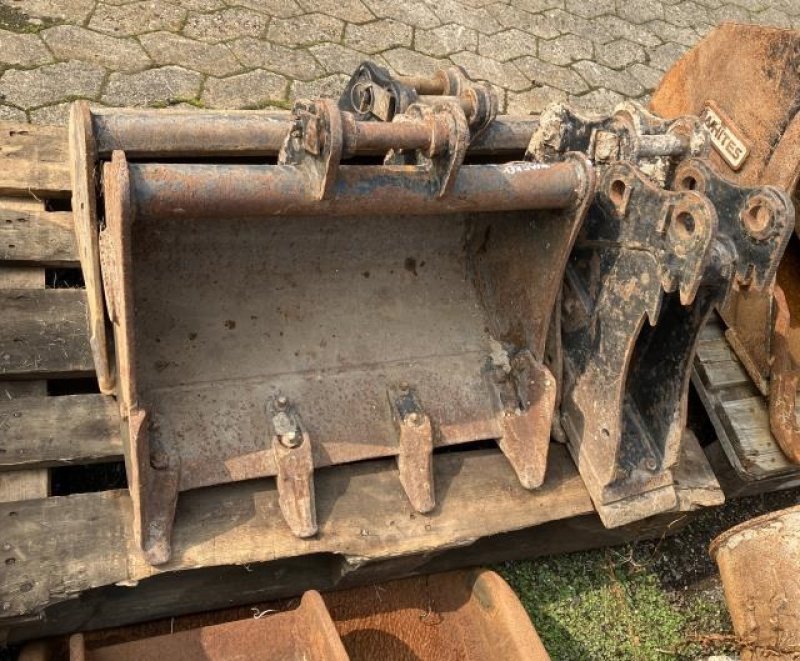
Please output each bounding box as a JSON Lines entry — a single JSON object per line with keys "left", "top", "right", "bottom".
{"left": 498, "top": 546, "right": 733, "bottom": 660}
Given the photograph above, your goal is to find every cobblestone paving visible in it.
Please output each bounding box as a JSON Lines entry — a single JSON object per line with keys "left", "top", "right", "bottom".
{"left": 0, "top": 0, "right": 797, "bottom": 123}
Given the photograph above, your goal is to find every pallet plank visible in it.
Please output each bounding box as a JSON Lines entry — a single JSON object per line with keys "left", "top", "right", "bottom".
{"left": 0, "top": 288, "right": 93, "bottom": 377}
{"left": 0, "top": 394, "right": 121, "bottom": 469}
{"left": 0, "top": 197, "right": 76, "bottom": 266}
{"left": 0, "top": 123, "right": 70, "bottom": 198}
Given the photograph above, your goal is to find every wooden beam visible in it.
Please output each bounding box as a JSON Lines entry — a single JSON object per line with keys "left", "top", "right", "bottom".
{"left": 0, "top": 394, "right": 121, "bottom": 469}
{"left": 0, "top": 198, "right": 76, "bottom": 266}
{"left": 0, "top": 123, "right": 70, "bottom": 198}
{"left": 0, "top": 288, "right": 93, "bottom": 378}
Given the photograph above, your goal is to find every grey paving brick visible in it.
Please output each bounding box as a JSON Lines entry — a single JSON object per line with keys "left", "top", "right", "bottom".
{"left": 753, "top": 6, "right": 794, "bottom": 25}
{"left": 183, "top": 8, "right": 268, "bottom": 42}
{"left": 415, "top": 24, "right": 478, "bottom": 57}
{"left": 592, "top": 15, "right": 662, "bottom": 47}
{"left": 617, "top": 0, "right": 666, "bottom": 23}
{"left": 515, "top": 55, "right": 590, "bottom": 93}
{"left": 362, "top": 0, "right": 441, "bottom": 29}
{"left": 431, "top": 0, "right": 503, "bottom": 34}
{"left": 507, "top": 85, "right": 567, "bottom": 114}
{"left": 450, "top": 50, "right": 530, "bottom": 90}
{"left": 344, "top": 19, "right": 413, "bottom": 54}
{"left": 664, "top": 1, "right": 712, "bottom": 27}
{"left": 29, "top": 102, "right": 72, "bottom": 125}
{"left": 382, "top": 47, "right": 448, "bottom": 76}
{"left": 538, "top": 34, "right": 593, "bottom": 65}
{"left": 0, "top": 31, "right": 52, "bottom": 68}
{"left": 101, "top": 65, "right": 203, "bottom": 106}
{"left": 493, "top": 6, "right": 561, "bottom": 39}
{"left": 16, "top": 0, "right": 95, "bottom": 22}
{"left": 230, "top": 38, "right": 323, "bottom": 81}
{"left": 710, "top": 3, "right": 754, "bottom": 21}
{"left": 202, "top": 69, "right": 288, "bottom": 108}
{"left": 628, "top": 62, "right": 664, "bottom": 91}
{"left": 727, "top": 0, "right": 767, "bottom": 10}
{"left": 647, "top": 41, "right": 688, "bottom": 70}
{"left": 570, "top": 87, "right": 625, "bottom": 111}
{"left": 566, "top": 0, "right": 615, "bottom": 18}
{"left": 543, "top": 8, "right": 616, "bottom": 44}
{"left": 478, "top": 29, "right": 537, "bottom": 61}
{"left": 42, "top": 25, "right": 152, "bottom": 73}
{"left": 297, "top": 0, "right": 375, "bottom": 23}
{"left": 172, "top": 0, "right": 225, "bottom": 9}
{"left": 89, "top": 1, "right": 187, "bottom": 36}
{"left": 267, "top": 13, "right": 345, "bottom": 47}
{"left": 514, "top": 0, "right": 564, "bottom": 13}
{"left": 596, "top": 39, "right": 646, "bottom": 68}
{"left": 310, "top": 43, "right": 386, "bottom": 75}
{"left": 140, "top": 31, "right": 242, "bottom": 76}
{"left": 572, "top": 60, "right": 645, "bottom": 96}
{"left": 231, "top": 0, "right": 304, "bottom": 17}
{"left": 646, "top": 19, "right": 702, "bottom": 47}
{"left": 292, "top": 73, "right": 351, "bottom": 99}
{"left": 0, "top": 105, "right": 27, "bottom": 122}
{"left": 0, "top": 61, "right": 105, "bottom": 109}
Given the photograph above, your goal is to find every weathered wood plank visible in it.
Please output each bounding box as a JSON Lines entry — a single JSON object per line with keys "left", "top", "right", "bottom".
{"left": 696, "top": 338, "right": 737, "bottom": 364}
{"left": 0, "top": 432, "right": 721, "bottom": 621}
{"left": 696, "top": 358, "right": 750, "bottom": 390}
{"left": 0, "top": 123, "right": 70, "bottom": 198}
{"left": 0, "top": 394, "right": 121, "bottom": 469}
{"left": 0, "top": 197, "right": 76, "bottom": 266}
{"left": 0, "top": 288, "right": 93, "bottom": 377}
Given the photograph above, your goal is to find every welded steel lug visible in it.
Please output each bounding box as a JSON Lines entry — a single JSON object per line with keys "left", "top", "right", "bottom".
{"left": 339, "top": 60, "right": 419, "bottom": 121}
{"left": 389, "top": 385, "right": 435, "bottom": 513}
{"left": 385, "top": 101, "right": 470, "bottom": 196}
{"left": 672, "top": 158, "right": 794, "bottom": 291}
{"left": 559, "top": 163, "right": 724, "bottom": 527}
{"left": 527, "top": 101, "right": 707, "bottom": 185}
{"left": 268, "top": 397, "right": 318, "bottom": 538}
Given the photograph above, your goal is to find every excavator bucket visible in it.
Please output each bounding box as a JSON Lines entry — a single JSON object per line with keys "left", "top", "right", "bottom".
{"left": 651, "top": 23, "right": 800, "bottom": 464}
{"left": 72, "top": 70, "right": 595, "bottom": 563}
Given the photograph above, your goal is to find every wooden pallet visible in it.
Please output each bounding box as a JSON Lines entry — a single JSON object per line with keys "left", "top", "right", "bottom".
{"left": 0, "top": 120, "right": 725, "bottom": 644}
{"left": 692, "top": 315, "right": 800, "bottom": 497}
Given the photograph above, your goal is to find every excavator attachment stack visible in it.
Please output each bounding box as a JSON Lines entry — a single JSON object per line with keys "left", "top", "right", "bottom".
{"left": 64, "top": 59, "right": 793, "bottom": 565}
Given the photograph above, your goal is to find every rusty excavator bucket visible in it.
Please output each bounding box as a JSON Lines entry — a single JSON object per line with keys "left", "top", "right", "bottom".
{"left": 651, "top": 23, "right": 800, "bottom": 464}
{"left": 69, "top": 62, "right": 793, "bottom": 564}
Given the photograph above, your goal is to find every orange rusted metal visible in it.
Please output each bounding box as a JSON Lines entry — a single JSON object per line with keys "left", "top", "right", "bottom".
{"left": 711, "top": 505, "right": 800, "bottom": 660}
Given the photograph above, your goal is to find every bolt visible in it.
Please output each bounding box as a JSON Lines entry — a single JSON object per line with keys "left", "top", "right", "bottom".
{"left": 408, "top": 412, "right": 421, "bottom": 425}
{"left": 1, "top": 602, "right": 10, "bottom": 611}
{"left": 279, "top": 432, "right": 302, "bottom": 449}
{"left": 399, "top": 381, "right": 410, "bottom": 393}
{"left": 149, "top": 451, "right": 168, "bottom": 471}
{"left": 276, "top": 396, "right": 288, "bottom": 410}
{"left": 644, "top": 457, "right": 658, "bottom": 471}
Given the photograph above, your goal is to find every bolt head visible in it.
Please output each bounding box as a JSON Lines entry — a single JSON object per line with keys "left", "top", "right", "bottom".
{"left": 408, "top": 412, "right": 421, "bottom": 425}
{"left": 644, "top": 457, "right": 658, "bottom": 471}
{"left": 399, "top": 381, "right": 410, "bottom": 392}
{"left": 276, "top": 396, "right": 288, "bottom": 410}
{"left": 279, "top": 432, "right": 302, "bottom": 449}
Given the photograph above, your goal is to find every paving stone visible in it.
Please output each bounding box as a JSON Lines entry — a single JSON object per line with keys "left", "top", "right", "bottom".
{"left": 0, "top": 31, "right": 52, "bottom": 68}
{"left": 646, "top": 19, "right": 701, "bottom": 47}
{"left": 710, "top": 3, "right": 753, "bottom": 21}
{"left": 230, "top": 0, "right": 304, "bottom": 17}
{"left": 415, "top": 24, "right": 478, "bottom": 57}
{"left": 140, "top": 31, "right": 242, "bottom": 76}
{"left": 89, "top": 1, "right": 187, "bottom": 36}
{"left": 297, "top": 0, "right": 375, "bottom": 23}
{"left": 344, "top": 19, "right": 413, "bottom": 53}
{"left": 0, "top": 61, "right": 105, "bottom": 109}
{"left": 514, "top": 0, "right": 563, "bottom": 13}
{"left": 292, "top": 73, "right": 351, "bottom": 100}
{"left": 647, "top": 41, "right": 688, "bottom": 71}
{"left": 171, "top": 0, "right": 225, "bottom": 9}
{"left": 515, "top": 55, "right": 590, "bottom": 93}
{"left": 507, "top": 85, "right": 566, "bottom": 114}
{"left": 42, "top": 25, "right": 152, "bottom": 72}
{"left": 230, "top": 38, "right": 323, "bottom": 80}
{"left": 753, "top": 6, "right": 794, "bottom": 26}
{"left": 0, "top": 105, "right": 26, "bottom": 122}
{"left": 450, "top": 51, "right": 530, "bottom": 90}
{"left": 664, "top": 1, "right": 711, "bottom": 27}
{"left": 628, "top": 62, "right": 664, "bottom": 91}
{"left": 538, "top": 34, "right": 593, "bottom": 65}
{"left": 382, "top": 47, "right": 447, "bottom": 76}
{"left": 14, "top": 0, "right": 95, "bottom": 22}
{"left": 310, "top": 43, "right": 387, "bottom": 75}
{"left": 596, "top": 39, "right": 646, "bottom": 68}
{"left": 570, "top": 87, "right": 625, "bottom": 111}
{"left": 202, "top": 69, "right": 288, "bottom": 108}
{"left": 363, "top": 0, "right": 441, "bottom": 29}
{"left": 565, "top": 0, "right": 615, "bottom": 18}
{"left": 478, "top": 29, "right": 537, "bottom": 61}
{"left": 267, "top": 13, "right": 344, "bottom": 47}
{"left": 572, "top": 60, "right": 645, "bottom": 96}
{"left": 101, "top": 65, "right": 203, "bottom": 106}
{"left": 431, "top": 0, "right": 503, "bottom": 34}
{"left": 543, "top": 8, "right": 616, "bottom": 44}
{"left": 616, "top": 0, "right": 666, "bottom": 24}
{"left": 183, "top": 8, "right": 268, "bottom": 42}
{"left": 29, "top": 102, "right": 72, "bottom": 125}
{"left": 592, "top": 15, "right": 662, "bottom": 47}
{"left": 493, "top": 6, "right": 561, "bottom": 39}
{"left": 727, "top": 0, "right": 767, "bottom": 10}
